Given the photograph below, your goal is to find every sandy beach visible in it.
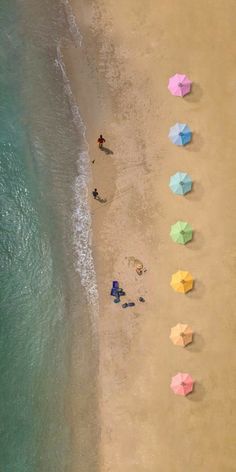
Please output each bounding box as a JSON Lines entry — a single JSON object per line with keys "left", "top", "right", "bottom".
{"left": 65, "top": 1, "right": 236, "bottom": 470}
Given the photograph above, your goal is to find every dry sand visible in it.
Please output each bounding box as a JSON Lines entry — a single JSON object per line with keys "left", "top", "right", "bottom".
{"left": 65, "top": 1, "right": 236, "bottom": 470}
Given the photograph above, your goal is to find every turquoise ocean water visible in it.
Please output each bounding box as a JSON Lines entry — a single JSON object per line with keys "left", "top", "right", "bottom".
{"left": 0, "top": 1, "right": 99, "bottom": 471}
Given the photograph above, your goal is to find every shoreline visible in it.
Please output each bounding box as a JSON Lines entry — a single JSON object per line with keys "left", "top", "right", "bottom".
{"left": 20, "top": 3, "right": 101, "bottom": 470}
{"left": 65, "top": 1, "right": 236, "bottom": 470}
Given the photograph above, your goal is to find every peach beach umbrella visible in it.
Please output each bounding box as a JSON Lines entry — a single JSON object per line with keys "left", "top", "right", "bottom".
{"left": 170, "top": 270, "right": 193, "bottom": 294}
{"left": 171, "top": 373, "right": 194, "bottom": 396}
{"left": 168, "top": 73, "right": 192, "bottom": 97}
{"left": 170, "top": 323, "right": 193, "bottom": 347}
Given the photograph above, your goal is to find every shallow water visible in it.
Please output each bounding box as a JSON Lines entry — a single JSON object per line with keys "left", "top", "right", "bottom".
{"left": 0, "top": 1, "right": 99, "bottom": 470}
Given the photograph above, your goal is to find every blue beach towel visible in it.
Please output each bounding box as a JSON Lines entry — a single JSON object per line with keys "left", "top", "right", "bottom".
{"left": 113, "top": 281, "right": 119, "bottom": 289}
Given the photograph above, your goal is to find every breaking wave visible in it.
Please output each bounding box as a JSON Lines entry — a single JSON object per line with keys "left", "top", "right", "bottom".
{"left": 56, "top": 44, "right": 99, "bottom": 314}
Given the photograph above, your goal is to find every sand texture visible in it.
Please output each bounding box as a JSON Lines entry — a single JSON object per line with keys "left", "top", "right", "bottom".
{"left": 66, "top": 1, "right": 236, "bottom": 470}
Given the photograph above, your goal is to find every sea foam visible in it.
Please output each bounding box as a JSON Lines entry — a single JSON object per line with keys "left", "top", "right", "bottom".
{"left": 56, "top": 43, "right": 99, "bottom": 315}
{"left": 61, "top": 0, "right": 83, "bottom": 47}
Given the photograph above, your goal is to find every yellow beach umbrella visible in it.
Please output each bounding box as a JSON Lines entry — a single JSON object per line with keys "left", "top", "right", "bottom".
{"left": 170, "top": 270, "right": 193, "bottom": 293}
{"left": 170, "top": 323, "right": 193, "bottom": 347}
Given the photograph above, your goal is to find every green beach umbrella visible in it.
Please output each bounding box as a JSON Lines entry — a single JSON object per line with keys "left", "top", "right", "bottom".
{"left": 170, "top": 221, "right": 193, "bottom": 245}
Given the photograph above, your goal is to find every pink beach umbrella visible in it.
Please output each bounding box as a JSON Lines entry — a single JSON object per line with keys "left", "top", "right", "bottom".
{"left": 171, "top": 372, "right": 194, "bottom": 396}
{"left": 168, "top": 73, "right": 192, "bottom": 97}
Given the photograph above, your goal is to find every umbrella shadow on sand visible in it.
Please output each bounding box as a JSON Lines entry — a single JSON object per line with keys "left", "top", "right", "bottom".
{"left": 184, "top": 83, "right": 203, "bottom": 103}
{"left": 185, "top": 181, "right": 204, "bottom": 202}
{"left": 187, "top": 279, "right": 205, "bottom": 299}
{"left": 187, "top": 230, "right": 205, "bottom": 251}
{"left": 187, "top": 382, "right": 206, "bottom": 402}
{"left": 186, "top": 333, "right": 205, "bottom": 353}
{"left": 187, "top": 132, "right": 204, "bottom": 152}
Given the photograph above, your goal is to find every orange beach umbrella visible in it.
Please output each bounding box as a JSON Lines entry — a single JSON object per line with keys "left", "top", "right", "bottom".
{"left": 170, "top": 323, "right": 193, "bottom": 347}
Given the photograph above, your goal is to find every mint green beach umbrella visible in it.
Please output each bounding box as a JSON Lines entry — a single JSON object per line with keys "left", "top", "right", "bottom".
{"left": 170, "top": 221, "right": 193, "bottom": 245}
{"left": 169, "top": 172, "right": 192, "bottom": 195}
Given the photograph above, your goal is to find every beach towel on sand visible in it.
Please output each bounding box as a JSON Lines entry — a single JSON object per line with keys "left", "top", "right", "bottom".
{"left": 112, "top": 281, "right": 119, "bottom": 289}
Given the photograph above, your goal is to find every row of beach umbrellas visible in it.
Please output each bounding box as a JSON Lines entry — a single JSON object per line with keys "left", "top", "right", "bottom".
{"left": 168, "top": 73, "right": 194, "bottom": 396}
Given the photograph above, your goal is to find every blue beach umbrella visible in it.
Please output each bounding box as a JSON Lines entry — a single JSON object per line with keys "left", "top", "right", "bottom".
{"left": 169, "top": 172, "right": 192, "bottom": 195}
{"left": 169, "top": 123, "right": 192, "bottom": 146}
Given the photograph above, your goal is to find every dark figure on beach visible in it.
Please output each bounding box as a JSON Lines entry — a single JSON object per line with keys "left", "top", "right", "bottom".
{"left": 139, "top": 297, "right": 145, "bottom": 303}
{"left": 92, "top": 188, "right": 99, "bottom": 200}
{"left": 97, "top": 134, "right": 106, "bottom": 149}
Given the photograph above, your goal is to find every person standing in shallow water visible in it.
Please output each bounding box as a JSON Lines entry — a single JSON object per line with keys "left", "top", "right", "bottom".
{"left": 97, "top": 134, "right": 106, "bottom": 149}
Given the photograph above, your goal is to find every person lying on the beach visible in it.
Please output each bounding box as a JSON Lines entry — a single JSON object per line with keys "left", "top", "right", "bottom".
{"left": 136, "top": 262, "right": 147, "bottom": 276}
{"left": 97, "top": 134, "right": 106, "bottom": 149}
{"left": 136, "top": 265, "right": 143, "bottom": 276}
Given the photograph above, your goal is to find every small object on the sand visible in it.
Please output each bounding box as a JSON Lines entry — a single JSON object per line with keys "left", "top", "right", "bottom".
{"left": 122, "top": 302, "right": 135, "bottom": 308}
{"left": 92, "top": 159, "right": 95, "bottom": 164}
{"left": 126, "top": 256, "right": 147, "bottom": 275}
{"left": 114, "top": 290, "right": 125, "bottom": 297}
{"left": 111, "top": 282, "right": 126, "bottom": 298}
{"left": 114, "top": 297, "right": 120, "bottom": 304}
{"left": 111, "top": 288, "right": 126, "bottom": 297}
{"left": 92, "top": 188, "right": 99, "bottom": 200}
{"left": 111, "top": 281, "right": 119, "bottom": 296}
{"left": 139, "top": 297, "right": 145, "bottom": 303}
{"left": 136, "top": 267, "right": 143, "bottom": 276}
{"left": 97, "top": 134, "right": 106, "bottom": 149}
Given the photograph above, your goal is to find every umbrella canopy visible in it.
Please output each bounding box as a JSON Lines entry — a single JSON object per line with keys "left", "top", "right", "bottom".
{"left": 170, "top": 323, "right": 193, "bottom": 347}
{"left": 170, "top": 270, "right": 193, "bottom": 293}
{"left": 169, "top": 123, "right": 192, "bottom": 146}
{"left": 169, "top": 172, "right": 192, "bottom": 195}
{"left": 170, "top": 221, "right": 193, "bottom": 245}
{"left": 171, "top": 373, "right": 194, "bottom": 396}
{"left": 168, "top": 73, "right": 192, "bottom": 97}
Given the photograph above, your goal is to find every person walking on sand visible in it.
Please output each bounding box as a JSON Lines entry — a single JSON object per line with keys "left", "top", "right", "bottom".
{"left": 92, "top": 188, "right": 99, "bottom": 200}
{"left": 97, "top": 134, "right": 106, "bottom": 149}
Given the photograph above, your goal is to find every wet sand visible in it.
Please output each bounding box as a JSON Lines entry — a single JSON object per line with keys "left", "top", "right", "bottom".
{"left": 65, "top": 1, "right": 236, "bottom": 470}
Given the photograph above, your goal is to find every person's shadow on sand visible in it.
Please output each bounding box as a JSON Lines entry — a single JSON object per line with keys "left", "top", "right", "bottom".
{"left": 101, "top": 146, "right": 114, "bottom": 155}
{"left": 97, "top": 196, "right": 107, "bottom": 204}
